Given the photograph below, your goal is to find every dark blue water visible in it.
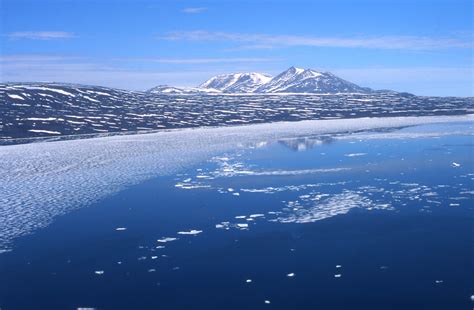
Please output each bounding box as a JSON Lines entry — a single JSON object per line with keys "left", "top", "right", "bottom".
{"left": 1, "top": 123, "right": 473, "bottom": 309}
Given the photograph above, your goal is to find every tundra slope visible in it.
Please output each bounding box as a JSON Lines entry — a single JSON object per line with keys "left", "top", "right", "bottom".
{"left": 1, "top": 67, "right": 472, "bottom": 142}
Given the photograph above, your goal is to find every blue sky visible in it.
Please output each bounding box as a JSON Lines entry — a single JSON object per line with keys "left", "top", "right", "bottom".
{"left": 1, "top": 0, "right": 472, "bottom": 95}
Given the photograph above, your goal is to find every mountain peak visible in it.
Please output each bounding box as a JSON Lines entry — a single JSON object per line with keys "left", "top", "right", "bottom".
{"left": 199, "top": 72, "right": 272, "bottom": 93}
{"left": 287, "top": 66, "right": 305, "bottom": 74}
{"left": 150, "top": 67, "right": 373, "bottom": 94}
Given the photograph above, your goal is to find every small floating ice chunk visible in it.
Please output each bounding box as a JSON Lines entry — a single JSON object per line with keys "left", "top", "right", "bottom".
{"left": 236, "top": 223, "right": 249, "bottom": 229}
{"left": 148, "top": 269, "right": 156, "bottom": 273}
{"left": 235, "top": 215, "right": 246, "bottom": 219}
{"left": 157, "top": 237, "right": 178, "bottom": 243}
{"left": 435, "top": 280, "right": 443, "bottom": 284}
{"left": 233, "top": 192, "right": 240, "bottom": 196}
{"left": 94, "top": 270, "right": 104, "bottom": 275}
{"left": 264, "top": 300, "right": 271, "bottom": 304}
{"left": 228, "top": 188, "right": 234, "bottom": 192}
{"left": 216, "top": 222, "right": 230, "bottom": 230}
{"left": 115, "top": 227, "right": 127, "bottom": 231}
{"left": 287, "top": 273, "right": 295, "bottom": 277}
{"left": 196, "top": 175, "right": 210, "bottom": 179}
{"left": 336, "top": 265, "right": 342, "bottom": 268}
{"left": 334, "top": 274, "right": 342, "bottom": 278}
{"left": 452, "top": 162, "right": 461, "bottom": 167}
{"left": 246, "top": 279, "right": 252, "bottom": 283}
{"left": 177, "top": 230, "right": 202, "bottom": 235}
{"left": 249, "top": 214, "right": 265, "bottom": 218}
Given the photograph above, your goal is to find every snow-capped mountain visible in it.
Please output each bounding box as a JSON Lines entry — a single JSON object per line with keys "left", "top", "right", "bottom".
{"left": 148, "top": 85, "right": 220, "bottom": 94}
{"left": 255, "top": 67, "right": 371, "bottom": 93}
{"left": 199, "top": 72, "right": 272, "bottom": 93}
{"left": 150, "top": 67, "right": 372, "bottom": 94}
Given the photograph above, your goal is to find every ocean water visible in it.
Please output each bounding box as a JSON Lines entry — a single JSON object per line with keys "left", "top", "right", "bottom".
{"left": 1, "top": 121, "right": 473, "bottom": 309}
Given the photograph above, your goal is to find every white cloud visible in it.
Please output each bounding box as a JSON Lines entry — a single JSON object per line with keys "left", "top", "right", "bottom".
{"left": 140, "top": 57, "right": 278, "bottom": 64}
{"left": 182, "top": 7, "right": 207, "bottom": 14}
{"left": 6, "top": 31, "right": 75, "bottom": 40}
{"left": 0, "top": 55, "right": 224, "bottom": 89}
{"left": 162, "top": 31, "right": 472, "bottom": 50}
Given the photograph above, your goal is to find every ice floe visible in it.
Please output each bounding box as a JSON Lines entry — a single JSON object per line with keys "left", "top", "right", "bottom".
{"left": 276, "top": 191, "right": 391, "bottom": 224}
{"left": 157, "top": 237, "right": 178, "bottom": 243}
{"left": 177, "top": 230, "right": 203, "bottom": 235}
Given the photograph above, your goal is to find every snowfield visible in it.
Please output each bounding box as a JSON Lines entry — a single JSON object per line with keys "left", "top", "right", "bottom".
{"left": 0, "top": 115, "right": 472, "bottom": 252}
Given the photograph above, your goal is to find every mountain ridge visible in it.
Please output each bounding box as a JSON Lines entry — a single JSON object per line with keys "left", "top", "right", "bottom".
{"left": 148, "top": 67, "right": 373, "bottom": 94}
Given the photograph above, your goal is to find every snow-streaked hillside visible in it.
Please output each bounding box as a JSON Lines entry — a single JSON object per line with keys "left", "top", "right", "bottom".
{"left": 149, "top": 67, "right": 372, "bottom": 94}
{"left": 199, "top": 72, "right": 272, "bottom": 93}
{"left": 1, "top": 82, "right": 472, "bottom": 142}
{"left": 255, "top": 67, "right": 371, "bottom": 93}
{"left": 147, "top": 85, "right": 220, "bottom": 94}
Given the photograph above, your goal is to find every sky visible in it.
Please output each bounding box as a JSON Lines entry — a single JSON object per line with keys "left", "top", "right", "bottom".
{"left": 0, "top": 0, "right": 472, "bottom": 96}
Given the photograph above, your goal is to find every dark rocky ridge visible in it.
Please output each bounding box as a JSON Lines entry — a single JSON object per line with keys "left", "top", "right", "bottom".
{"left": 1, "top": 82, "right": 472, "bottom": 144}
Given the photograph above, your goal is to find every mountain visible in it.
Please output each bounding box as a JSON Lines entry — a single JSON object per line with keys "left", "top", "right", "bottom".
{"left": 149, "top": 67, "right": 372, "bottom": 94}
{"left": 199, "top": 72, "right": 272, "bottom": 93}
{"left": 148, "top": 85, "right": 220, "bottom": 94}
{"left": 255, "top": 67, "right": 372, "bottom": 93}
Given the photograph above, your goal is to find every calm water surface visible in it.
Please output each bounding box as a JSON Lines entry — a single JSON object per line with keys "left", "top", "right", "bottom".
{"left": 1, "top": 122, "right": 473, "bottom": 309}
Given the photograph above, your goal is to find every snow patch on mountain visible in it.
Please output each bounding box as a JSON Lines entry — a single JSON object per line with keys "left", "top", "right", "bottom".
{"left": 255, "top": 67, "right": 370, "bottom": 93}
{"left": 147, "top": 85, "right": 220, "bottom": 94}
{"left": 199, "top": 72, "right": 272, "bottom": 93}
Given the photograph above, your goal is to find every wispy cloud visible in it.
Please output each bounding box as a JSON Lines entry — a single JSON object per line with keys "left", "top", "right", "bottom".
{"left": 6, "top": 31, "right": 75, "bottom": 40}
{"left": 162, "top": 31, "right": 472, "bottom": 50}
{"left": 0, "top": 54, "right": 243, "bottom": 89}
{"left": 139, "top": 57, "right": 278, "bottom": 64}
{"left": 181, "top": 7, "right": 207, "bottom": 14}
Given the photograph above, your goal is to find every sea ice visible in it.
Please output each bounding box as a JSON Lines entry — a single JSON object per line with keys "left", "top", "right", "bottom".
{"left": 1, "top": 115, "right": 471, "bottom": 252}
{"left": 157, "top": 237, "right": 178, "bottom": 243}
{"left": 177, "top": 230, "right": 202, "bottom": 235}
